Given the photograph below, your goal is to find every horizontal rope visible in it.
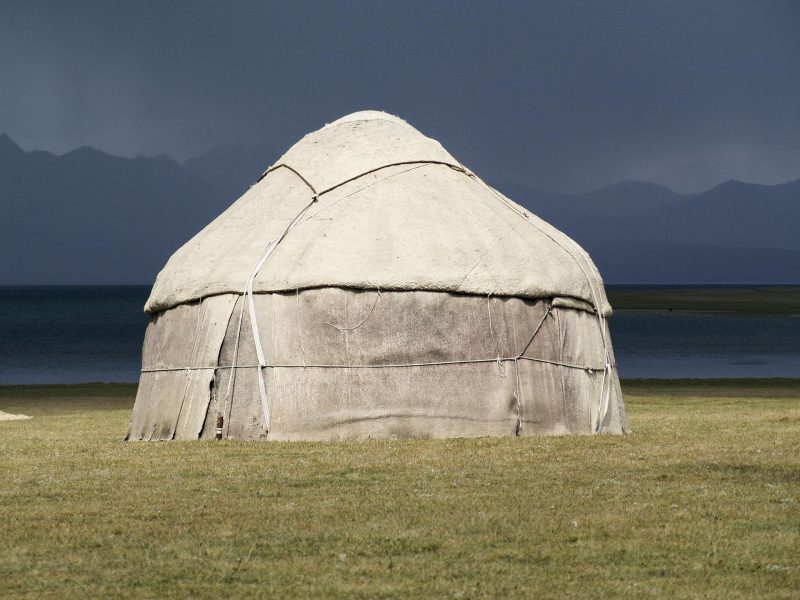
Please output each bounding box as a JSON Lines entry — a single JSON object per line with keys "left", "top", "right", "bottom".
{"left": 140, "top": 355, "right": 613, "bottom": 374}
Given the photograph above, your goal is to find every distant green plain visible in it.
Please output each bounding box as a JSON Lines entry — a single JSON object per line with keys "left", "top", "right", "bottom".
{"left": 607, "top": 285, "right": 800, "bottom": 315}
{"left": 1, "top": 380, "right": 798, "bottom": 598}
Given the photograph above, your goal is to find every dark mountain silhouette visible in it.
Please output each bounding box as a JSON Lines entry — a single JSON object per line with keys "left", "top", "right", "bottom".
{"left": 494, "top": 178, "right": 800, "bottom": 283}
{"left": 1, "top": 134, "right": 797, "bottom": 285}
{"left": 496, "top": 180, "right": 684, "bottom": 219}
{"left": 588, "top": 242, "right": 800, "bottom": 284}
{"left": 626, "top": 179, "right": 800, "bottom": 250}
{"left": 0, "top": 135, "right": 232, "bottom": 285}
{"left": 183, "top": 143, "right": 278, "bottom": 198}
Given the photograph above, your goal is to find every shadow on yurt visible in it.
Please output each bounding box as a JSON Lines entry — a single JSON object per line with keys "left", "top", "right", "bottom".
{"left": 126, "top": 111, "right": 627, "bottom": 442}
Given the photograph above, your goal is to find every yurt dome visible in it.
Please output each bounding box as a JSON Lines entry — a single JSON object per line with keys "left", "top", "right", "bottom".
{"left": 127, "top": 110, "right": 627, "bottom": 441}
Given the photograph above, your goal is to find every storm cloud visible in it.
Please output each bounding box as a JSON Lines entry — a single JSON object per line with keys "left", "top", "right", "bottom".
{"left": 1, "top": 0, "right": 798, "bottom": 192}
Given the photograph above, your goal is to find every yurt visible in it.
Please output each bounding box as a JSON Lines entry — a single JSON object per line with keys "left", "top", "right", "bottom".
{"left": 126, "top": 111, "right": 627, "bottom": 442}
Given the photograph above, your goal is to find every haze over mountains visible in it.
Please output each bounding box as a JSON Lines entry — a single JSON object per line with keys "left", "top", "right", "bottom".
{"left": 1, "top": 134, "right": 797, "bottom": 286}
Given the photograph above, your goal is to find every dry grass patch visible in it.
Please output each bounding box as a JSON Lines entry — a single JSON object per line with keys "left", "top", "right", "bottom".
{"left": 0, "top": 380, "right": 798, "bottom": 598}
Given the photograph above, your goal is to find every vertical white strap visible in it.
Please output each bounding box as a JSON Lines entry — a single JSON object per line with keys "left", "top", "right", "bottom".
{"left": 242, "top": 194, "right": 318, "bottom": 432}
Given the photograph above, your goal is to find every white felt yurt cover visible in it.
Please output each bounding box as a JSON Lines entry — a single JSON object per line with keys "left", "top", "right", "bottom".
{"left": 128, "top": 111, "right": 625, "bottom": 441}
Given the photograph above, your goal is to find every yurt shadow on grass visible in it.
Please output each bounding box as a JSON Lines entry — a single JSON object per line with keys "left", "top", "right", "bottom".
{"left": 127, "top": 111, "right": 626, "bottom": 441}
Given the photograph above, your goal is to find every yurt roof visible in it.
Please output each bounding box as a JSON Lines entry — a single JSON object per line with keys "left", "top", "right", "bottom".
{"left": 145, "top": 111, "right": 611, "bottom": 316}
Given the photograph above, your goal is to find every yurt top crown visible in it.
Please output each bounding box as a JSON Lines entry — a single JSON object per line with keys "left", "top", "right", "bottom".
{"left": 145, "top": 110, "right": 611, "bottom": 318}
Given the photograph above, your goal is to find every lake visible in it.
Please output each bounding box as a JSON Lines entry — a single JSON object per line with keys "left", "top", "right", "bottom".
{"left": 0, "top": 286, "right": 798, "bottom": 384}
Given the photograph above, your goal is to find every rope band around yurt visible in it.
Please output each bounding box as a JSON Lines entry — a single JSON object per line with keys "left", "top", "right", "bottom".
{"left": 142, "top": 355, "right": 613, "bottom": 373}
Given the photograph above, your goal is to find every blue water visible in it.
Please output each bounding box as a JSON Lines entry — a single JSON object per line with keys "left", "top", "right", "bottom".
{"left": 0, "top": 286, "right": 149, "bottom": 384}
{"left": 611, "top": 310, "right": 800, "bottom": 378}
{"left": 0, "top": 286, "right": 798, "bottom": 383}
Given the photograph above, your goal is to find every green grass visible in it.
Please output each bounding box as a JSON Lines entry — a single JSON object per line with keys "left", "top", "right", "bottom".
{"left": 607, "top": 286, "right": 800, "bottom": 315}
{"left": 1, "top": 380, "right": 798, "bottom": 598}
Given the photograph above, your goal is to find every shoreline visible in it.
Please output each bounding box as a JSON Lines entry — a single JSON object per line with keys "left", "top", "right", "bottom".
{"left": 607, "top": 285, "right": 800, "bottom": 316}
{"left": 614, "top": 307, "right": 800, "bottom": 318}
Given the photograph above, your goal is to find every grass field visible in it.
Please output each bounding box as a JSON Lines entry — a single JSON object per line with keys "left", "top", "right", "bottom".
{"left": 1, "top": 381, "right": 798, "bottom": 598}
{"left": 607, "top": 285, "right": 800, "bottom": 315}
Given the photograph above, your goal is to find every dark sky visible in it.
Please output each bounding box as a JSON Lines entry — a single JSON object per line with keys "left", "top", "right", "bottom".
{"left": 1, "top": 0, "right": 798, "bottom": 193}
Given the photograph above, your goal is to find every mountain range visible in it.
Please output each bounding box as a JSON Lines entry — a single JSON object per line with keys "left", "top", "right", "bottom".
{"left": 494, "top": 179, "right": 800, "bottom": 283}
{"left": 1, "top": 134, "right": 797, "bottom": 285}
